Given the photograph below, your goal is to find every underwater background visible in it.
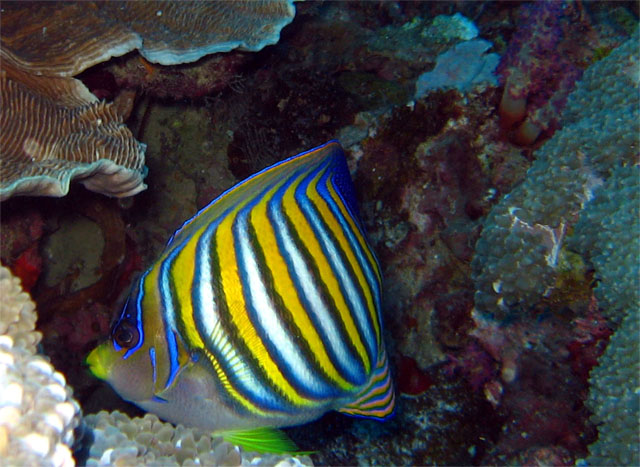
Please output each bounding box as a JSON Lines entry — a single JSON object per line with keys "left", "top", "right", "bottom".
{"left": 1, "top": 1, "right": 638, "bottom": 465}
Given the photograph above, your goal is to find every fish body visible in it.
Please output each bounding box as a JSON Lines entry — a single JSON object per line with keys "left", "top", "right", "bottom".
{"left": 87, "top": 141, "right": 394, "bottom": 433}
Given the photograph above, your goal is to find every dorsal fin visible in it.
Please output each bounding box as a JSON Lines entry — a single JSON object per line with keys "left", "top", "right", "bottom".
{"left": 166, "top": 140, "right": 350, "bottom": 248}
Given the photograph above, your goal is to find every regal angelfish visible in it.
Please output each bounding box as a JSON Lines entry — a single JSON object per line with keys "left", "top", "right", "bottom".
{"left": 87, "top": 141, "right": 395, "bottom": 437}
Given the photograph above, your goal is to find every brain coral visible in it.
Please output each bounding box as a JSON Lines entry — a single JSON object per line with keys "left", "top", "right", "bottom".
{"left": 471, "top": 30, "right": 639, "bottom": 320}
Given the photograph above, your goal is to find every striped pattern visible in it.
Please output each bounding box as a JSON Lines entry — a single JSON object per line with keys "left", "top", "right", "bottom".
{"left": 133, "top": 141, "right": 394, "bottom": 421}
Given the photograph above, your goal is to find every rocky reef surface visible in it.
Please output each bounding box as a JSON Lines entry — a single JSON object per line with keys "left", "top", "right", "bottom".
{"left": 1, "top": 1, "right": 638, "bottom": 465}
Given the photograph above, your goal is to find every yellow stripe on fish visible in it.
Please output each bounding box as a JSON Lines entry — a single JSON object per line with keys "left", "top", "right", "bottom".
{"left": 86, "top": 141, "right": 395, "bottom": 434}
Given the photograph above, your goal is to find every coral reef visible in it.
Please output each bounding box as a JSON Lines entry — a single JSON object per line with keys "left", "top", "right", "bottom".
{"left": 0, "top": 265, "right": 82, "bottom": 467}
{"left": 415, "top": 39, "right": 499, "bottom": 97}
{"left": 0, "top": 1, "right": 637, "bottom": 465}
{"left": 571, "top": 165, "right": 639, "bottom": 465}
{"left": 472, "top": 30, "right": 639, "bottom": 321}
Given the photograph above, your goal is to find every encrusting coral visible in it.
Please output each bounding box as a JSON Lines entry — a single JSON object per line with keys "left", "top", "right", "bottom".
{"left": 472, "top": 29, "right": 639, "bottom": 465}
{"left": 471, "top": 29, "right": 639, "bottom": 321}
{"left": 0, "top": 265, "right": 312, "bottom": 466}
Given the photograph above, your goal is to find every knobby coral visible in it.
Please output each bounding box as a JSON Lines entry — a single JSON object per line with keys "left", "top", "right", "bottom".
{"left": 0, "top": 264, "right": 313, "bottom": 466}
{"left": 472, "top": 29, "right": 638, "bottom": 321}
{"left": 0, "top": 265, "right": 82, "bottom": 466}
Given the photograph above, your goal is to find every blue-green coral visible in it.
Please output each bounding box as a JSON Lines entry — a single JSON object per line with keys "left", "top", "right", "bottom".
{"left": 571, "top": 165, "right": 640, "bottom": 326}
{"left": 573, "top": 165, "right": 639, "bottom": 466}
{"left": 473, "top": 30, "right": 639, "bottom": 464}
{"left": 471, "top": 30, "right": 639, "bottom": 320}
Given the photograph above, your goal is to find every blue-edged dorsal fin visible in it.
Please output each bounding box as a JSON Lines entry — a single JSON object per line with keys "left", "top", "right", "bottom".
{"left": 220, "top": 427, "right": 311, "bottom": 455}
{"left": 165, "top": 140, "right": 350, "bottom": 248}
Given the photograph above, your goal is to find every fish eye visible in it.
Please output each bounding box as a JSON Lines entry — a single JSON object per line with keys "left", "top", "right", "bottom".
{"left": 112, "top": 321, "right": 139, "bottom": 349}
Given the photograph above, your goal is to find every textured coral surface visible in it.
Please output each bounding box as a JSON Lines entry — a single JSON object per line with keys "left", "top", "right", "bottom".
{"left": 0, "top": 1, "right": 638, "bottom": 465}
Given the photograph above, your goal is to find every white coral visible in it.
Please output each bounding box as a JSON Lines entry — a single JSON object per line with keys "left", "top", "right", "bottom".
{"left": 0, "top": 265, "right": 82, "bottom": 467}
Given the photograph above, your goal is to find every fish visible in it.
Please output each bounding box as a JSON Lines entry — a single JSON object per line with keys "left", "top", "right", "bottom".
{"left": 87, "top": 140, "right": 394, "bottom": 448}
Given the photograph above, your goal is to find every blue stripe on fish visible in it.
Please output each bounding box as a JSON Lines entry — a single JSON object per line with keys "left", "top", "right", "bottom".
{"left": 268, "top": 179, "right": 365, "bottom": 386}
{"left": 312, "top": 165, "right": 378, "bottom": 365}
{"left": 234, "top": 199, "right": 336, "bottom": 400}
{"left": 158, "top": 246, "right": 183, "bottom": 389}
{"left": 294, "top": 164, "right": 373, "bottom": 377}
{"left": 88, "top": 140, "right": 395, "bottom": 435}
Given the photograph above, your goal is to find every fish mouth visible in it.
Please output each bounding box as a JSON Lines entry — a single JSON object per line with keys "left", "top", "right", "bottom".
{"left": 86, "top": 343, "right": 111, "bottom": 380}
